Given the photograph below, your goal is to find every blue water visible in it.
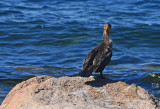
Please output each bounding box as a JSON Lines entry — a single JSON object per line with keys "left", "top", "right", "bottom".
{"left": 0, "top": 0, "right": 160, "bottom": 104}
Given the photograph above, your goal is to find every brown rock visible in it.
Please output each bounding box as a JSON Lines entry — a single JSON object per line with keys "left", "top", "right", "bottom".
{"left": 0, "top": 75, "right": 160, "bottom": 109}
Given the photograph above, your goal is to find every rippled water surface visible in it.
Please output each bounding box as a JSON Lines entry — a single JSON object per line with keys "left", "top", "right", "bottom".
{"left": 0, "top": 0, "right": 160, "bottom": 104}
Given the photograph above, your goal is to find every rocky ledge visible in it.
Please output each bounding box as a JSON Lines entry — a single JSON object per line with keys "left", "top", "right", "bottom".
{"left": 0, "top": 75, "right": 160, "bottom": 109}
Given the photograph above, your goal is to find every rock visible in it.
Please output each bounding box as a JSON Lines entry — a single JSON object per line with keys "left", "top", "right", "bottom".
{"left": 0, "top": 75, "right": 160, "bottom": 109}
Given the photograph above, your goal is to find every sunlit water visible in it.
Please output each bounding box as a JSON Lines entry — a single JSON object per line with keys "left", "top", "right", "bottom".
{"left": 0, "top": 0, "right": 160, "bottom": 104}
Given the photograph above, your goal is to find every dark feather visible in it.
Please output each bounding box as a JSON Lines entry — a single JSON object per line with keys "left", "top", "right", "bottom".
{"left": 82, "top": 42, "right": 112, "bottom": 74}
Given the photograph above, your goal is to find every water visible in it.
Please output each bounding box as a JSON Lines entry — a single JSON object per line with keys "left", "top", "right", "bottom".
{"left": 0, "top": 0, "right": 160, "bottom": 104}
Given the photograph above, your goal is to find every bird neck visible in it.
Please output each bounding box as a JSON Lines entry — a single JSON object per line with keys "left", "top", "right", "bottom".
{"left": 103, "top": 30, "right": 110, "bottom": 47}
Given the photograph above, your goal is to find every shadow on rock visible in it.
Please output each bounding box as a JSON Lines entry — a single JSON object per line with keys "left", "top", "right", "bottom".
{"left": 85, "top": 76, "right": 118, "bottom": 87}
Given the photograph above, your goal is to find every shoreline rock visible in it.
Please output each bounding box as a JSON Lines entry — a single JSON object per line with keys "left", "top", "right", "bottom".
{"left": 0, "top": 75, "right": 160, "bottom": 109}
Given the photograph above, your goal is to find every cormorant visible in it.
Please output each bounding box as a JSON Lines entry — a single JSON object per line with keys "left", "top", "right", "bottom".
{"left": 76, "top": 23, "right": 112, "bottom": 77}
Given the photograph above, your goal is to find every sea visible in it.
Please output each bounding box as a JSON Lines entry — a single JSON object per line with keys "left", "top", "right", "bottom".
{"left": 0, "top": 0, "right": 160, "bottom": 104}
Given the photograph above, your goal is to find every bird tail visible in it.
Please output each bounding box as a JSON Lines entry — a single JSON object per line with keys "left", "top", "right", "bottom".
{"left": 72, "top": 69, "right": 91, "bottom": 77}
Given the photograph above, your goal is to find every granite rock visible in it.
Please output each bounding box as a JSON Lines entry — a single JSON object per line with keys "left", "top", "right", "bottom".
{"left": 0, "top": 75, "right": 160, "bottom": 109}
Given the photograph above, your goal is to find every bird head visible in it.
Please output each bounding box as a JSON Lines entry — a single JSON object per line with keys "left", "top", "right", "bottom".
{"left": 104, "top": 23, "right": 111, "bottom": 31}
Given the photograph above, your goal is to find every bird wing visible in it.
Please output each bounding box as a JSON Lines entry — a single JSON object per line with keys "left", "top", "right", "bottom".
{"left": 93, "top": 47, "right": 112, "bottom": 72}
{"left": 82, "top": 43, "right": 102, "bottom": 70}
{"left": 82, "top": 43, "right": 110, "bottom": 72}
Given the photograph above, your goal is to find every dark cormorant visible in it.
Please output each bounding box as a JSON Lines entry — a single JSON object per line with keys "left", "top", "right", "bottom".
{"left": 76, "top": 23, "right": 112, "bottom": 77}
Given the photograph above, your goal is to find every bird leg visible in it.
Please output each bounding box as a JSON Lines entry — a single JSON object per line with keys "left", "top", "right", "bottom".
{"left": 100, "top": 72, "right": 105, "bottom": 78}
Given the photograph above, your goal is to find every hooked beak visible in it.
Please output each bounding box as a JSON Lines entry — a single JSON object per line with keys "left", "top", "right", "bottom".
{"left": 106, "top": 26, "right": 110, "bottom": 30}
